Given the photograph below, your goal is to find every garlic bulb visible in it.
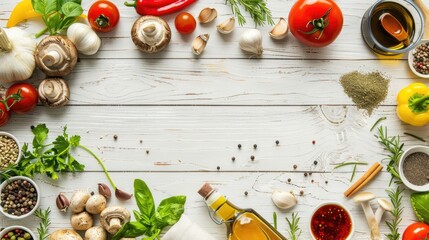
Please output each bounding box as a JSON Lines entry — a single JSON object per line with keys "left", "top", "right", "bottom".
{"left": 269, "top": 18, "right": 288, "bottom": 40}
{"left": 0, "top": 27, "right": 36, "bottom": 83}
{"left": 198, "top": 7, "right": 217, "bottom": 23}
{"left": 131, "top": 16, "right": 171, "bottom": 53}
{"left": 239, "top": 29, "right": 263, "bottom": 56}
{"left": 67, "top": 23, "right": 101, "bottom": 56}
{"left": 217, "top": 17, "right": 235, "bottom": 34}
{"left": 38, "top": 77, "right": 70, "bottom": 108}
{"left": 192, "top": 34, "right": 209, "bottom": 56}
{"left": 271, "top": 190, "right": 297, "bottom": 209}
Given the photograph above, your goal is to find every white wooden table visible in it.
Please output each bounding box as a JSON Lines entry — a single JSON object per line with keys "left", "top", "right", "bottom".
{"left": 1, "top": 0, "right": 429, "bottom": 239}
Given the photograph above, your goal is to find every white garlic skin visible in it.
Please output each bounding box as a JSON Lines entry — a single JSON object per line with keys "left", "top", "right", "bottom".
{"left": 217, "top": 17, "right": 235, "bottom": 34}
{"left": 67, "top": 23, "right": 101, "bottom": 55}
{"left": 239, "top": 29, "right": 263, "bottom": 56}
{"left": 271, "top": 190, "right": 297, "bottom": 209}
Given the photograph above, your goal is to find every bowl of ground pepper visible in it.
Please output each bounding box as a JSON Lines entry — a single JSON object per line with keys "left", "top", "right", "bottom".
{"left": 0, "top": 176, "right": 40, "bottom": 219}
{"left": 408, "top": 40, "right": 429, "bottom": 78}
{"left": 0, "top": 131, "right": 21, "bottom": 171}
{"left": 399, "top": 145, "right": 429, "bottom": 192}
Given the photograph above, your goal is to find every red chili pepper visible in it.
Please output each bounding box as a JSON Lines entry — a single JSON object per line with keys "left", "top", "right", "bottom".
{"left": 124, "top": 0, "right": 197, "bottom": 16}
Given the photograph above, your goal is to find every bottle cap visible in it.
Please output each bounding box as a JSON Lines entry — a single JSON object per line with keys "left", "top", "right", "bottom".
{"left": 198, "top": 183, "right": 214, "bottom": 199}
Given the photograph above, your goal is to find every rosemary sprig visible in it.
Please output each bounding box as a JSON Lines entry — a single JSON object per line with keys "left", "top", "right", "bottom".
{"left": 375, "top": 126, "right": 403, "bottom": 184}
{"left": 35, "top": 207, "right": 51, "bottom": 240}
{"left": 285, "top": 212, "right": 302, "bottom": 240}
{"left": 225, "top": 0, "right": 274, "bottom": 26}
{"left": 404, "top": 132, "right": 426, "bottom": 142}
{"left": 332, "top": 161, "right": 368, "bottom": 182}
{"left": 385, "top": 187, "right": 403, "bottom": 240}
{"left": 273, "top": 212, "right": 278, "bottom": 229}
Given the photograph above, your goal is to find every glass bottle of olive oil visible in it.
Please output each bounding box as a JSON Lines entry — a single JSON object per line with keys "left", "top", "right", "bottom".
{"left": 198, "top": 183, "right": 287, "bottom": 240}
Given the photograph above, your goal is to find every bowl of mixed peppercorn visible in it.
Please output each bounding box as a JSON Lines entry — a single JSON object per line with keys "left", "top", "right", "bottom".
{"left": 408, "top": 40, "right": 429, "bottom": 78}
{"left": 0, "top": 132, "right": 21, "bottom": 171}
{"left": 0, "top": 176, "right": 40, "bottom": 219}
{"left": 0, "top": 225, "right": 35, "bottom": 240}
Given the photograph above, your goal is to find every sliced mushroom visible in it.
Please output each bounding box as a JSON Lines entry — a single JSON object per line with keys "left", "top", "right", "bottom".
{"left": 85, "top": 226, "right": 107, "bottom": 240}
{"left": 34, "top": 36, "right": 78, "bottom": 77}
{"left": 131, "top": 16, "right": 171, "bottom": 53}
{"left": 71, "top": 211, "right": 94, "bottom": 231}
{"left": 85, "top": 194, "right": 107, "bottom": 215}
{"left": 49, "top": 229, "right": 83, "bottom": 240}
{"left": 100, "top": 206, "right": 131, "bottom": 234}
{"left": 38, "top": 77, "right": 70, "bottom": 108}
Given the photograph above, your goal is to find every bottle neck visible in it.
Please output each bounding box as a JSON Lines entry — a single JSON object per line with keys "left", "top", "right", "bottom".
{"left": 206, "top": 191, "right": 241, "bottom": 221}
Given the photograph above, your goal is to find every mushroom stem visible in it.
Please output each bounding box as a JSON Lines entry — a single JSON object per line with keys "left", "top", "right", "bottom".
{"left": 361, "top": 202, "right": 381, "bottom": 240}
{"left": 42, "top": 50, "right": 63, "bottom": 67}
{"left": 375, "top": 198, "right": 393, "bottom": 224}
{"left": 374, "top": 207, "right": 385, "bottom": 225}
{"left": 143, "top": 24, "right": 157, "bottom": 36}
{"left": 0, "top": 28, "right": 12, "bottom": 53}
{"left": 109, "top": 217, "right": 121, "bottom": 231}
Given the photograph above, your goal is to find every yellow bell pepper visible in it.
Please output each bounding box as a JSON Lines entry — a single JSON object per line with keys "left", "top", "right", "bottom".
{"left": 7, "top": 0, "right": 40, "bottom": 28}
{"left": 397, "top": 83, "right": 429, "bottom": 126}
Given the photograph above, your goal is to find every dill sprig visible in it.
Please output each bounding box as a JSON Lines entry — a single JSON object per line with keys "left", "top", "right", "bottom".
{"left": 225, "top": 0, "right": 274, "bottom": 26}
{"left": 285, "top": 212, "right": 302, "bottom": 240}
{"left": 375, "top": 126, "right": 403, "bottom": 184}
{"left": 35, "top": 207, "right": 51, "bottom": 240}
{"left": 385, "top": 186, "right": 403, "bottom": 240}
{"left": 332, "top": 161, "right": 368, "bottom": 182}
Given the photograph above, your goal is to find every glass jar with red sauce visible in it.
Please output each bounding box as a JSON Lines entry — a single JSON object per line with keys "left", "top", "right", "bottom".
{"left": 310, "top": 202, "right": 354, "bottom": 240}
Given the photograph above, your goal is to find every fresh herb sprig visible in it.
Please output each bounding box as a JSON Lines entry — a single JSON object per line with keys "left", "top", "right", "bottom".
{"left": 332, "top": 161, "right": 368, "bottom": 182}
{"left": 385, "top": 187, "right": 403, "bottom": 240}
{"left": 225, "top": 0, "right": 274, "bottom": 26}
{"left": 375, "top": 126, "right": 403, "bottom": 184}
{"left": 285, "top": 212, "right": 302, "bottom": 240}
{"left": 273, "top": 212, "right": 278, "bottom": 229}
{"left": 35, "top": 208, "right": 51, "bottom": 240}
{"left": 32, "top": 0, "right": 83, "bottom": 37}
{"left": 113, "top": 179, "right": 186, "bottom": 240}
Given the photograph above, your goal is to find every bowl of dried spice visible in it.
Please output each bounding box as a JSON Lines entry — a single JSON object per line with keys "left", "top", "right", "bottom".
{"left": 399, "top": 145, "right": 429, "bottom": 192}
{"left": 0, "top": 131, "right": 21, "bottom": 171}
{"left": 408, "top": 40, "right": 429, "bottom": 78}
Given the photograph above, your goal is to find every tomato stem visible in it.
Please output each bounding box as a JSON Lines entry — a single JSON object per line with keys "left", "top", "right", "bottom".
{"left": 96, "top": 14, "right": 110, "bottom": 28}
{"left": 0, "top": 90, "right": 22, "bottom": 111}
{"left": 300, "top": 7, "right": 332, "bottom": 40}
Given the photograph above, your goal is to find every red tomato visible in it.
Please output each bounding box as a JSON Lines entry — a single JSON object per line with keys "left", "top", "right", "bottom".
{"left": 174, "top": 12, "right": 196, "bottom": 34}
{"left": 88, "top": 0, "right": 120, "bottom": 33}
{"left": 0, "top": 102, "right": 10, "bottom": 127}
{"left": 288, "top": 0, "right": 343, "bottom": 47}
{"left": 403, "top": 222, "right": 429, "bottom": 240}
{"left": 6, "top": 83, "right": 38, "bottom": 114}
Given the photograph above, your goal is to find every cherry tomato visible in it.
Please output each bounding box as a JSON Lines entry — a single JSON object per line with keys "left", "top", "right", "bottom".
{"left": 288, "top": 0, "right": 343, "bottom": 47}
{"left": 403, "top": 222, "right": 429, "bottom": 240}
{"left": 0, "top": 102, "right": 10, "bottom": 127}
{"left": 88, "top": 0, "right": 120, "bottom": 33}
{"left": 6, "top": 83, "right": 38, "bottom": 114}
{"left": 174, "top": 12, "right": 196, "bottom": 34}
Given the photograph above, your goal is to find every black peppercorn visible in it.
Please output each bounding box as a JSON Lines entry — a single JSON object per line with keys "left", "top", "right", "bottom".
{"left": 146, "top": 150, "right": 149, "bottom": 154}
{"left": 312, "top": 140, "right": 316, "bottom": 144}
{"left": 293, "top": 164, "right": 297, "bottom": 169}
{"left": 244, "top": 191, "right": 248, "bottom": 196}
{"left": 300, "top": 190, "right": 304, "bottom": 196}
{"left": 287, "top": 178, "right": 291, "bottom": 183}
{"left": 304, "top": 172, "right": 308, "bottom": 177}
{"left": 253, "top": 144, "right": 257, "bottom": 149}
{"left": 275, "top": 140, "right": 279, "bottom": 145}
{"left": 232, "top": 157, "right": 236, "bottom": 161}
{"left": 325, "top": 180, "right": 328, "bottom": 184}
{"left": 113, "top": 134, "right": 118, "bottom": 140}
{"left": 238, "top": 144, "right": 242, "bottom": 149}
{"left": 314, "top": 160, "right": 318, "bottom": 165}
{"left": 250, "top": 155, "right": 255, "bottom": 161}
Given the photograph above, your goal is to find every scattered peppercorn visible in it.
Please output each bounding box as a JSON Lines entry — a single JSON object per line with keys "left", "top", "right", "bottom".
{"left": 314, "top": 160, "right": 318, "bottom": 165}
{"left": 217, "top": 166, "right": 220, "bottom": 171}
{"left": 309, "top": 172, "right": 312, "bottom": 176}
{"left": 312, "top": 140, "right": 316, "bottom": 144}
{"left": 304, "top": 172, "right": 308, "bottom": 177}
{"left": 293, "top": 164, "right": 297, "bottom": 169}
{"left": 311, "top": 179, "right": 314, "bottom": 183}
{"left": 250, "top": 155, "right": 255, "bottom": 161}
{"left": 146, "top": 150, "right": 149, "bottom": 154}
{"left": 253, "top": 144, "right": 257, "bottom": 149}
{"left": 300, "top": 190, "right": 304, "bottom": 196}
{"left": 275, "top": 140, "right": 279, "bottom": 145}
{"left": 238, "top": 144, "right": 242, "bottom": 149}
{"left": 139, "top": 140, "right": 143, "bottom": 143}
{"left": 113, "top": 134, "right": 118, "bottom": 140}
{"left": 325, "top": 180, "right": 328, "bottom": 184}
{"left": 244, "top": 191, "right": 248, "bottom": 196}
{"left": 287, "top": 178, "right": 291, "bottom": 183}
{"left": 30, "top": 125, "right": 35, "bottom": 130}
{"left": 232, "top": 157, "right": 236, "bottom": 161}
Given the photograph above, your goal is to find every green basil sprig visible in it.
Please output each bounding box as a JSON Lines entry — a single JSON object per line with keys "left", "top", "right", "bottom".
{"left": 113, "top": 179, "right": 186, "bottom": 240}
{"left": 32, "top": 0, "right": 83, "bottom": 37}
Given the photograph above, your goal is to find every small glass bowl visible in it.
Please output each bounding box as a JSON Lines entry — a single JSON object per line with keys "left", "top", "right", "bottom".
{"left": 309, "top": 201, "right": 354, "bottom": 240}
{"left": 408, "top": 40, "right": 429, "bottom": 78}
{"left": 0, "top": 225, "right": 36, "bottom": 240}
{"left": 0, "top": 176, "right": 40, "bottom": 219}
{"left": 0, "top": 131, "right": 22, "bottom": 171}
{"left": 399, "top": 145, "right": 429, "bottom": 192}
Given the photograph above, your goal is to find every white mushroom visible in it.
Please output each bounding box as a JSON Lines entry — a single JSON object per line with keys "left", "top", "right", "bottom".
{"left": 85, "top": 194, "right": 107, "bottom": 215}
{"left": 85, "top": 226, "right": 107, "bottom": 240}
{"left": 69, "top": 190, "right": 91, "bottom": 213}
{"left": 375, "top": 198, "right": 393, "bottom": 224}
{"left": 38, "top": 77, "right": 70, "bottom": 108}
{"left": 353, "top": 192, "right": 381, "bottom": 240}
{"left": 131, "top": 16, "right": 171, "bottom": 53}
{"left": 100, "top": 206, "right": 131, "bottom": 234}
{"left": 49, "top": 229, "right": 83, "bottom": 240}
{"left": 71, "top": 211, "right": 94, "bottom": 231}
{"left": 34, "top": 36, "right": 78, "bottom": 77}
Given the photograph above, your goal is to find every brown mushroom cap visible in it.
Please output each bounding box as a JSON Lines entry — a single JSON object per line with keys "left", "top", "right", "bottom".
{"left": 38, "top": 77, "right": 70, "bottom": 108}
{"left": 84, "top": 226, "right": 107, "bottom": 240}
{"left": 71, "top": 211, "right": 94, "bottom": 231}
{"left": 85, "top": 194, "right": 107, "bottom": 215}
{"left": 131, "top": 16, "right": 171, "bottom": 53}
{"left": 100, "top": 206, "right": 131, "bottom": 234}
{"left": 49, "top": 229, "right": 83, "bottom": 240}
{"left": 35, "top": 36, "right": 78, "bottom": 77}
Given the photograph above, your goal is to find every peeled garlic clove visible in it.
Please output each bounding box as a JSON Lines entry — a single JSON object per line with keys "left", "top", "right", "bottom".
{"left": 269, "top": 17, "right": 288, "bottom": 40}
{"left": 239, "top": 29, "right": 263, "bottom": 56}
{"left": 192, "top": 34, "right": 210, "bottom": 56}
{"left": 217, "top": 17, "right": 235, "bottom": 34}
{"left": 198, "top": 7, "right": 217, "bottom": 23}
{"left": 271, "top": 190, "right": 297, "bottom": 209}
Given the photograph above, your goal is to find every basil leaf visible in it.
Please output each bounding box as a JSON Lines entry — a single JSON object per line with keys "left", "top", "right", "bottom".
{"left": 59, "top": 17, "right": 78, "bottom": 32}
{"left": 31, "top": 0, "right": 47, "bottom": 15}
{"left": 46, "top": 13, "right": 62, "bottom": 34}
{"left": 112, "top": 222, "right": 147, "bottom": 240}
{"left": 155, "top": 196, "right": 186, "bottom": 227}
{"left": 134, "top": 179, "right": 155, "bottom": 221}
{"left": 61, "top": 2, "right": 82, "bottom": 17}
{"left": 145, "top": 229, "right": 161, "bottom": 240}
{"left": 44, "top": 0, "right": 58, "bottom": 15}
{"left": 58, "top": 0, "right": 81, "bottom": 7}
{"left": 411, "top": 192, "right": 429, "bottom": 223}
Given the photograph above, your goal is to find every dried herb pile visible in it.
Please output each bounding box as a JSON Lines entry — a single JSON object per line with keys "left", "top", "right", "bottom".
{"left": 340, "top": 71, "right": 389, "bottom": 114}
